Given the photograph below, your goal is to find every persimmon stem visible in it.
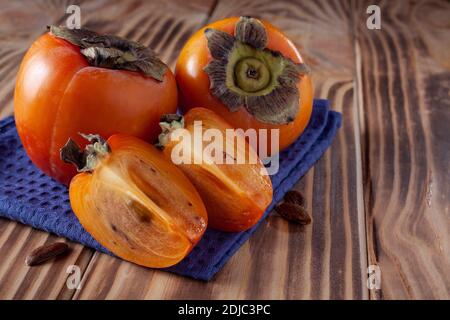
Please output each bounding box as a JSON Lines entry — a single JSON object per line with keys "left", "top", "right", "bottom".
{"left": 234, "top": 57, "right": 270, "bottom": 92}
{"left": 60, "top": 134, "right": 110, "bottom": 172}
{"left": 156, "top": 114, "right": 184, "bottom": 149}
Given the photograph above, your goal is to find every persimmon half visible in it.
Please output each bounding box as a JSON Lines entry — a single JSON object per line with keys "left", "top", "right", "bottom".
{"left": 61, "top": 134, "right": 207, "bottom": 268}
{"left": 14, "top": 26, "right": 177, "bottom": 185}
{"left": 176, "top": 16, "right": 314, "bottom": 155}
{"left": 158, "top": 108, "right": 273, "bottom": 232}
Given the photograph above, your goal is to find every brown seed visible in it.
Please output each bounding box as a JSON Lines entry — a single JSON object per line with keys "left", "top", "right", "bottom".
{"left": 275, "top": 202, "right": 311, "bottom": 225}
{"left": 283, "top": 190, "right": 306, "bottom": 208}
{"left": 25, "top": 242, "right": 69, "bottom": 266}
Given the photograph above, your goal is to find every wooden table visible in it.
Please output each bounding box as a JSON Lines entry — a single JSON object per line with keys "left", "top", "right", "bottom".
{"left": 0, "top": 0, "right": 448, "bottom": 300}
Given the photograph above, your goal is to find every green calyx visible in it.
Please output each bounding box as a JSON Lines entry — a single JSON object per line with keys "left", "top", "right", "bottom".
{"left": 203, "top": 16, "right": 310, "bottom": 124}
{"left": 155, "top": 114, "right": 185, "bottom": 149}
{"left": 60, "top": 133, "right": 110, "bottom": 172}
{"left": 49, "top": 25, "right": 167, "bottom": 81}
{"left": 234, "top": 57, "right": 270, "bottom": 93}
{"left": 226, "top": 43, "right": 291, "bottom": 97}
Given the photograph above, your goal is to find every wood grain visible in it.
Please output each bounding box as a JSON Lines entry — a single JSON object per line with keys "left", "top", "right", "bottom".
{"left": 354, "top": 0, "right": 450, "bottom": 299}
{"left": 0, "top": 0, "right": 98, "bottom": 300}
{"left": 0, "top": 223, "right": 93, "bottom": 299}
{"left": 211, "top": 0, "right": 367, "bottom": 299}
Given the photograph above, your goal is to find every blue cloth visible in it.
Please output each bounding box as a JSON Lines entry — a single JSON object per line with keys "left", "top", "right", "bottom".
{"left": 0, "top": 99, "right": 341, "bottom": 280}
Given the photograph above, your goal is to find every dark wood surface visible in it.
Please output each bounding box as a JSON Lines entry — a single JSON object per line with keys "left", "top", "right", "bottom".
{"left": 0, "top": 0, "right": 448, "bottom": 299}
{"left": 355, "top": 0, "right": 450, "bottom": 299}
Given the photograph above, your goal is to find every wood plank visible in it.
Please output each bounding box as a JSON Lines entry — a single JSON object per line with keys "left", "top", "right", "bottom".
{"left": 0, "top": 221, "right": 93, "bottom": 300}
{"left": 354, "top": 0, "right": 450, "bottom": 299}
{"left": 73, "top": 0, "right": 368, "bottom": 299}
{"left": 0, "top": 0, "right": 214, "bottom": 299}
{"left": 0, "top": 0, "right": 98, "bottom": 300}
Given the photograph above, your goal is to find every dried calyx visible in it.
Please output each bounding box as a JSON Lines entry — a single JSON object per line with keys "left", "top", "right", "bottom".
{"left": 156, "top": 114, "right": 185, "bottom": 149}
{"left": 204, "top": 16, "right": 310, "bottom": 124}
{"left": 49, "top": 25, "right": 167, "bottom": 81}
{"left": 60, "top": 133, "right": 110, "bottom": 172}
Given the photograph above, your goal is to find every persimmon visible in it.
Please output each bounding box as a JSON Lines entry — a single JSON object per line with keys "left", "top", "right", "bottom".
{"left": 14, "top": 26, "right": 177, "bottom": 185}
{"left": 176, "top": 16, "right": 314, "bottom": 155}
{"left": 157, "top": 108, "right": 273, "bottom": 232}
{"left": 61, "top": 134, "right": 207, "bottom": 268}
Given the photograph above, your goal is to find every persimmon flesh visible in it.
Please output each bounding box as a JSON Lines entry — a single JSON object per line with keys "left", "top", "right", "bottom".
{"left": 159, "top": 108, "right": 273, "bottom": 232}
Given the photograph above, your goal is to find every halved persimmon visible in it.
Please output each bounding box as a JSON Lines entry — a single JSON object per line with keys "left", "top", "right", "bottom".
{"left": 158, "top": 108, "right": 273, "bottom": 232}
{"left": 61, "top": 134, "right": 207, "bottom": 268}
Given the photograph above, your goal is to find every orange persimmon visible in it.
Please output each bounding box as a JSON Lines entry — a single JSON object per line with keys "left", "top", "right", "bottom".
{"left": 62, "top": 134, "right": 207, "bottom": 268}
{"left": 158, "top": 108, "right": 273, "bottom": 232}
{"left": 14, "top": 26, "right": 177, "bottom": 185}
{"left": 176, "top": 16, "right": 313, "bottom": 155}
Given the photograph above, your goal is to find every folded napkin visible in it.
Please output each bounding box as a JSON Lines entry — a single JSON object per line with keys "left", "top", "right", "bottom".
{"left": 0, "top": 99, "right": 341, "bottom": 280}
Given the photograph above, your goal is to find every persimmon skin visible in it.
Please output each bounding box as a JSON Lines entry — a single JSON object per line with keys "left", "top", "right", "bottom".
{"left": 162, "top": 108, "right": 273, "bottom": 232}
{"left": 69, "top": 134, "right": 208, "bottom": 268}
{"left": 175, "top": 17, "right": 314, "bottom": 155}
{"left": 14, "top": 33, "right": 177, "bottom": 185}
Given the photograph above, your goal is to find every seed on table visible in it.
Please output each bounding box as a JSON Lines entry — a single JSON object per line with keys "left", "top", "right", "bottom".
{"left": 275, "top": 202, "right": 311, "bottom": 225}
{"left": 25, "top": 242, "right": 69, "bottom": 266}
{"left": 283, "top": 190, "right": 306, "bottom": 208}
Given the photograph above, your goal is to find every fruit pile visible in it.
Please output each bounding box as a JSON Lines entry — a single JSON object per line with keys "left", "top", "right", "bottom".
{"left": 13, "top": 16, "right": 313, "bottom": 268}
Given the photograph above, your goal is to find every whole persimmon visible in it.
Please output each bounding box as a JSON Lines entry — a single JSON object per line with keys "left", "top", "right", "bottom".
{"left": 176, "top": 16, "right": 313, "bottom": 155}
{"left": 14, "top": 26, "right": 177, "bottom": 185}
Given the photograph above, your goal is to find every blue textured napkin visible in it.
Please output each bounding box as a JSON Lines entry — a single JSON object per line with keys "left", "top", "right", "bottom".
{"left": 0, "top": 99, "right": 341, "bottom": 280}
